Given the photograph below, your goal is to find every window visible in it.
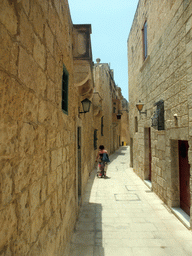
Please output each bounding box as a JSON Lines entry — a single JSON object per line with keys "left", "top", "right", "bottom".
{"left": 142, "top": 21, "right": 148, "bottom": 60}
{"left": 101, "top": 116, "right": 104, "bottom": 136}
{"left": 62, "top": 65, "right": 69, "bottom": 114}
{"left": 94, "top": 129, "right": 98, "bottom": 150}
{"left": 135, "top": 116, "right": 138, "bottom": 133}
{"left": 151, "top": 100, "right": 165, "bottom": 130}
{"left": 131, "top": 46, "right": 134, "bottom": 62}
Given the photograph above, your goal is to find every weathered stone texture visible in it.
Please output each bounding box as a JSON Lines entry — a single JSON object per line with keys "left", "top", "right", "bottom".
{"left": 0, "top": 0, "right": 125, "bottom": 254}
{"left": 128, "top": 0, "right": 192, "bottom": 223}
{"left": 17, "top": 189, "right": 30, "bottom": 230}
{"left": 0, "top": 25, "right": 19, "bottom": 76}
{"left": 0, "top": 203, "right": 17, "bottom": 249}
{"left": 19, "top": 9, "right": 34, "bottom": 54}
{"left": 45, "top": 24, "right": 54, "bottom": 56}
{"left": 93, "top": 62, "right": 128, "bottom": 154}
{"left": 29, "top": 1, "right": 45, "bottom": 39}
{"left": 0, "top": 0, "right": 18, "bottom": 35}
{"left": 0, "top": 0, "right": 79, "bottom": 255}
{"left": 33, "top": 34, "right": 46, "bottom": 70}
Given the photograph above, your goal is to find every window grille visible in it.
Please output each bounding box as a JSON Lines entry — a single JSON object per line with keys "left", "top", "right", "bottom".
{"left": 62, "top": 65, "right": 69, "bottom": 114}
{"left": 151, "top": 100, "right": 165, "bottom": 130}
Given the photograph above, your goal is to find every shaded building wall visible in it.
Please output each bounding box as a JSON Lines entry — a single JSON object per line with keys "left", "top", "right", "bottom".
{"left": 78, "top": 110, "right": 96, "bottom": 198}
{"left": 112, "top": 97, "right": 122, "bottom": 152}
{"left": 121, "top": 99, "right": 130, "bottom": 146}
{"left": 121, "top": 113, "right": 130, "bottom": 146}
{"left": 128, "top": 0, "right": 192, "bottom": 224}
{"left": 93, "top": 62, "right": 113, "bottom": 155}
{"left": 93, "top": 61, "right": 124, "bottom": 156}
{"left": 0, "top": 0, "right": 95, "bottom": 255}
{"left": 72, "top": 24, "right": 95, "bottom": 209}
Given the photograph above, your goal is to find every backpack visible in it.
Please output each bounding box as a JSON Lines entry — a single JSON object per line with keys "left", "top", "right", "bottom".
{"left": 102, "top": 153, "right": 110, "bottom": 163}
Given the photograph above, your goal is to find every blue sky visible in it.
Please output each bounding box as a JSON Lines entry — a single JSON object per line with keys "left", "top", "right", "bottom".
{"left": 68, "top": 0, "right": 139, "bottom": 101}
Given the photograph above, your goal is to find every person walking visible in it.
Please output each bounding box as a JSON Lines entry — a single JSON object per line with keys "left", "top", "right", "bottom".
{"left": 95, "top": 145, "right": 109, "bottom": 177}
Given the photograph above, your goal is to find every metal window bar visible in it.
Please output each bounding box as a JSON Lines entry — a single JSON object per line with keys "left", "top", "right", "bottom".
{"left": 151, "top": 100, "right": 164, "bottom": 130}
{"left": 157, "top": 102, "right": 164, "bottom": 130}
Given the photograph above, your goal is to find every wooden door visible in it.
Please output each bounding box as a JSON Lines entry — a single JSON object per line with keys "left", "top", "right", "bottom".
{"left": 130, "top": 138, "right": 133, "bottom": 167}
{"left": 148, "top": 128, "right": 152, "bottom": 181}
{"left": 179, "top": 140, "right": 190, "bottom": 216}
{"left": 77, "top": 127, "right": 82, "bottom": 203}
{"left": 144, "top": 128, "right": 151, "bottom": 181}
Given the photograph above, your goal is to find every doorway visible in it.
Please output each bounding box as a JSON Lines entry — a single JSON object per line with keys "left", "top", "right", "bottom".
{"left": 144, "top": 128, "right": 152, "bottom": 181}
{"left": 179, "top": 140, "right": 190, "bottom": 216}
{"left": 77, "top": 127, "right": 82, "bottom": 204}
{"left": 130, "top": 138, "right": 133, "bottom": 167}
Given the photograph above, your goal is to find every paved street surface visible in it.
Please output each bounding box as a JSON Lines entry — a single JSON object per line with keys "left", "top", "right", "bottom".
{"left": 68, "top": 147, "right": 192, "bottom": 256}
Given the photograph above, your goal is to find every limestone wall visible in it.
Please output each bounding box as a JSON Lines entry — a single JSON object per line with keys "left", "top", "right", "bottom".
{"left": 78, "top": 109, "right": 96, "bottom": 198}
{"left": 128, "top": 0, "right": 192, "bottom": 218}
{"left": 93, "top": 63, "right": 113, "bottom": 154}
{"left": 0, "top": 0, "right": 79, "bottom": 255}
{"left": 121, "top": 100, "right": 130, "bottom": 146}
{"left": 93, "top": 62, "right": 125, "bottom": 155}
{"left": 121, "top": 113, "right": 130, "bottom": 146}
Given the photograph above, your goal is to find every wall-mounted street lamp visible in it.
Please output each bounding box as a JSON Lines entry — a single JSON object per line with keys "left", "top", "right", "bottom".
{"left": 79, "top": 98, "right": 92, "bottom": 114}
{"left": 116, "top": 109, "right": 128, "bottom": 120}
{"left": 136, "top": 100, "right": 147, "bottom": 115}
{"left": 116, "top": 114, "right": 121, "bottom": 120}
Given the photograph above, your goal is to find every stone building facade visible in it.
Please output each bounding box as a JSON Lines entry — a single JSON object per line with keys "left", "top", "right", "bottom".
{"left": 0, "top": 0, "right": 128, "bottom": 255}
{"left": 121, "top": 98, "right": 130, "bottom": 146}
{"left": 0, "top": 0, "right": 96, "bottom": 255}
{"left": 128, "top": 0, "right": 192, "bottom": 227}
{"left": 93, "top": 60, "right": 128, "bottom": 154}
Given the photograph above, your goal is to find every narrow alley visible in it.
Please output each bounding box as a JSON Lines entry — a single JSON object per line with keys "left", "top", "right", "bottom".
{"left": 68, "top": 146, "right": 192, "bottom": 256}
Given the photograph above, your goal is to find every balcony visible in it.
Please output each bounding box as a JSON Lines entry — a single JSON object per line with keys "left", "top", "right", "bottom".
{"left": 92, "top": 92, "right": 103, "bottom": 117}
{"left": 73, "top": 24, "right": 93, "bottom": 99}
{"left": 112, "top": 98, "right": 121, "bottom": 123}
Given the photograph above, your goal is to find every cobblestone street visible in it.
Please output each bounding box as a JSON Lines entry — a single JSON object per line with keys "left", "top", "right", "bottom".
{"left": 68, "top": 146, "right": 192, "bottom": 256}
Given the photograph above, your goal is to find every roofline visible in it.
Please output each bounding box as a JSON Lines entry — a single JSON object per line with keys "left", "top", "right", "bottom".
{"left": 127, "top": 0, "right": 141, "bottom": 43}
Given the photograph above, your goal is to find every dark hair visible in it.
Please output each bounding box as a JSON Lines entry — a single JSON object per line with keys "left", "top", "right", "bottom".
{"left": 99, "top": 145, "right": 104, "bottom": 150}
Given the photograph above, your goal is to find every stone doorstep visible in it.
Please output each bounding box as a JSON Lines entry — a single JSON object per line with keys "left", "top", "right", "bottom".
{"left": 171, "top": 207, "right": 190, "bottom": 230}
{"left": 144, "top": 180, "right": 152, "bottom": 190}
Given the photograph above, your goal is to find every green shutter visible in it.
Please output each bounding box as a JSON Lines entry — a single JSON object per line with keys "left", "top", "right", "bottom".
{"left": 62, "top": 65, "right": 69, "bottom": 114}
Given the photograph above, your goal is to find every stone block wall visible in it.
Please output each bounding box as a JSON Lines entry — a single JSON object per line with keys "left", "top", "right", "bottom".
{"left": 128, "top": 0, "right": 192, "bottom": 220}
{"left": 79, "top": 111, "right": 96, "bottom": 195}
{"left": 93, "top": 62, "right": 125, "bottom": 155}
{"left": 0, "top": 0, "right": 79, "bottom": 255}
{"left": 121, "top": 99, "right": 130, "bottom": 146}
{"left": 93, "top": 63, "right": 113, "bottom": 154}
